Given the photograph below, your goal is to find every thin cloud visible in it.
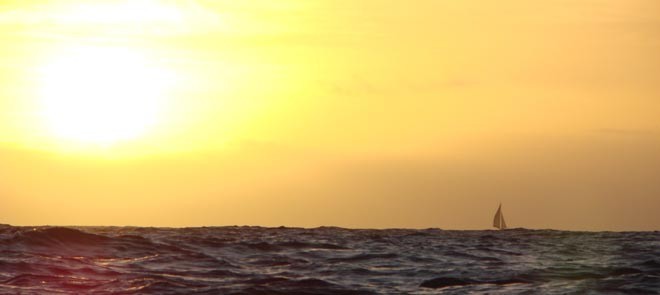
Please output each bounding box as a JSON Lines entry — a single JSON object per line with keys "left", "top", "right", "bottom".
{"left": 593, "top": 128, "right": 658, "bottom": 136}
{"left": 0, "top": 1, "right": 224, "bottom": 36}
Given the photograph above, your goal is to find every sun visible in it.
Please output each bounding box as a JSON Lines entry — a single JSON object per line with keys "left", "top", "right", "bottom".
{"left": 38, "top": 46, "right": 174, "bottom": 146}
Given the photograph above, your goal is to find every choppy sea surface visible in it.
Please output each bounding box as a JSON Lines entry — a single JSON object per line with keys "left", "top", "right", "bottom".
{"left": 0, "top": 225, "right": 658, "bottom": 294}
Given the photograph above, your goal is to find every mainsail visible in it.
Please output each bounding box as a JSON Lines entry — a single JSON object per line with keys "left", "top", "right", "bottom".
{"left": 493, "top": 204, "right": 507, "bottom": 230}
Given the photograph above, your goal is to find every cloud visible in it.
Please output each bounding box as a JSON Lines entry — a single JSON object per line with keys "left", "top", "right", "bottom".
{"left": 323, "top": 77, "right": 478, "bottom": 97}
{"left": 593, "top": 128, "right": 659, "bottom": 136}
{"left": 0, "top": 1, "right": 224, "bottom": 36}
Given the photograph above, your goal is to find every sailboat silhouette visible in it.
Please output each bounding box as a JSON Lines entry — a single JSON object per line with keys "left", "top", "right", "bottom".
{"left": 493, "top": 203, "right": 507, "bottom": 230}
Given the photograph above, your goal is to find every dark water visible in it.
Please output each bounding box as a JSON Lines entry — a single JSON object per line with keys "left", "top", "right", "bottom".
{"left": 0, "top": 225, "right": 658, "bottom": 294}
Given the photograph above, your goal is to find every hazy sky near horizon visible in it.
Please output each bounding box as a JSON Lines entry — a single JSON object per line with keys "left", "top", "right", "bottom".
{"left": 1, "top": 0, "right": 659, "bottom": 230}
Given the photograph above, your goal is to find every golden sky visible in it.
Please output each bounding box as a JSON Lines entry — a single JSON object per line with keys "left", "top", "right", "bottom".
{"left": 1, "top": 0, "right": 659, "bottom": 230}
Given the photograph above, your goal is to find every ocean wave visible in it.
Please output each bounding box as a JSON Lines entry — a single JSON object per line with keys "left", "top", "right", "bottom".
{"left": 0, "top": 226, "right": 658, "bottom": 294}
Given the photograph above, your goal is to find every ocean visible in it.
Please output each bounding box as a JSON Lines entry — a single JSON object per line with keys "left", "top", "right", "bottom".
{"left": 0, "top": 225, "right": 658, "bottom": 294}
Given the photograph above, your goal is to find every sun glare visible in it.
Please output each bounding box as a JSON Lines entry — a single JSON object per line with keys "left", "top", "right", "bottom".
{"left": 37, "top": 46, "right": 175, "bottom": 146}
{"left": 54, "top": 1, "right": 184, "bottom": 25}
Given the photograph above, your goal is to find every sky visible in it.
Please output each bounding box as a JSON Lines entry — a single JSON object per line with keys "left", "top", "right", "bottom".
{"left": 1, "top": 0, "right": 659, "bottom": 230}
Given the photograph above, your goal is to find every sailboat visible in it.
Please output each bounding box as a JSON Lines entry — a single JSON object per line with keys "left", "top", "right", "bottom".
{"left": 493, "top": 203, "right": 507, "bottom": 230}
